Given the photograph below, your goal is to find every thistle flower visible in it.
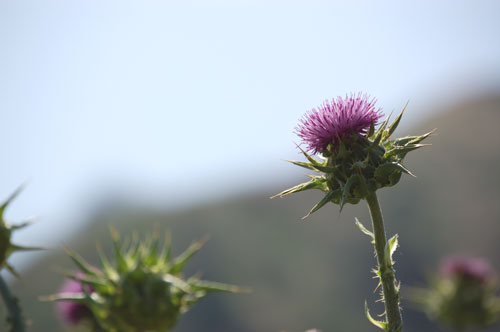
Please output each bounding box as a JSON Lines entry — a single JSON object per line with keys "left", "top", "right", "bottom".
{"left": 441, "top": 256, "right": 491, "bottom": 284}
{"left": 296, "top": 93, "right": 383, "bottom": 154}
{"left": 45, "top": 229, "right": 246, "bottom": 332}
{"left": 274, "top": 92, "right": 433, "bottom": 216}
{"left": 411, "top": 256, "right": 500, "bottom": 331}
{"left": 56, "top": 277, "right": 95, "bottom": 325}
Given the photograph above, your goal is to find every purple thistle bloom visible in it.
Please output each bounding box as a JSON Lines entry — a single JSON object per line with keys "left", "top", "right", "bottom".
{"left": 56, "top": 277, "right": 94, "bottom": 325}
{"left": 441, "top": 256, "right": 492, "bottom": 283}
{"left": 296, "top": 93, "right": 383, "bottom": 154}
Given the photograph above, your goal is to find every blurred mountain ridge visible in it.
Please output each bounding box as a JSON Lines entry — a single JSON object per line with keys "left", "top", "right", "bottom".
{"left": 6, "top": 93, "right": 500, "bottom": 332}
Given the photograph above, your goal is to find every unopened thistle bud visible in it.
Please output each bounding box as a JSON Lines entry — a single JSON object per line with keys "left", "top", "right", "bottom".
{"left": 411, "top": 256, "right": 500, "bottom": 331}
{"left": 46, "top": 229, "right": 247, "bottom": 332}
{"left": 273, "top": 93, "right": 433, "bottom": 217}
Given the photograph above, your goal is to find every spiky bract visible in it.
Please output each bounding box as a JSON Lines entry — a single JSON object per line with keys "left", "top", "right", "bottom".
{"left": 47, "top": 229, "right": 245, "bottom": 332}
{"left": 0, "top": 186, "right": 40, "bottom": 277}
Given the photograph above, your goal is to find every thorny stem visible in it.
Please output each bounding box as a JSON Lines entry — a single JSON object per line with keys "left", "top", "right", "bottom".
{"left": 0, "top": 274, "right": 26, "bottom": 332}
{"left": 366, "top": 191, "right": 403, "bottom": 332}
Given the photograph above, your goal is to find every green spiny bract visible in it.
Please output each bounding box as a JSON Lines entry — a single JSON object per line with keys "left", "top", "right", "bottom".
{"left": 48, "top": 229, "right": 246, "bottom": 332}
{"left": 274, "top": 108, "right": 433, "bottom": 217}
{"left": 0, "top": 186, "right": 40, "bottom": 277}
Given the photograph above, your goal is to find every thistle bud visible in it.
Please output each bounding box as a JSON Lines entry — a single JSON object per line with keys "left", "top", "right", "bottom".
{"left": 46, "top": 229, "right": 246, "bottom": 332}
{"left": 273, "top": 93, "right": 432, "bottom": 217}
{"left": 411, "top": 256, "right": 500, "bottom": 331}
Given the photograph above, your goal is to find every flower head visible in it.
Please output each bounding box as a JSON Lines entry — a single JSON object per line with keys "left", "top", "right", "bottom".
{"left": 441, "top": 256, "right": 492, "bottom": 284}
{"left": 47, "top": 229, "right": 246, "bottom": 332}
{"left": 275, "top": 94, "right": 432, "bottom": 217}
{"left": 296, "top": 93, "right": 383, "bottom": 154}
{"left": 56, "top": 277, "right": 94, "bottom": 325}
{"left": 411, "top": 256, "right": 499, "bottom": 331}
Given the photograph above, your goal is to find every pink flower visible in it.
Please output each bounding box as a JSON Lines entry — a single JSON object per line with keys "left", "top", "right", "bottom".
{"left": 441, "top": 256, "right": 492, "bottom": 283}
{"left": 296, "top": 93, "right": 383, "bottom": 154}
{"left": 56, "top": 277, "right": 94, "bottom": 325}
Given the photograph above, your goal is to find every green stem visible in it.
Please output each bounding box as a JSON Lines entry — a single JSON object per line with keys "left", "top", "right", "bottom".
{"left": 0, "top": 274, "right": 26, "bottom": 332}
{"left": 366, "top": 191, "right": 402, "bottom": 332}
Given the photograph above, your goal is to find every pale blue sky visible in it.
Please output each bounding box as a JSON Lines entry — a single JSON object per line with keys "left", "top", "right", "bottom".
{"left": 1, "top": 0, "right": 500, "bottom": 269}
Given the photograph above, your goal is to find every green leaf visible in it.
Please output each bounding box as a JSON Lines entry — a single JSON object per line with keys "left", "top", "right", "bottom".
{"left": 109, "top": 226, "right": 128, "bottom": 273}
{"left": 285, "top": 160, "right": 336, "bottom": 173}
{"left": 5, "top": 262, "right": 21, "bottom": 278}
{"left": 64, "top": 246, "right": 99, "bottom": 277}
{"left": 295, "top": 144, "right": 322, "bottom": 165}
{"left": 370, "top": 115, "right": 390, "bottom": 145}
{"left": 384, "top": 234, "right": 399, "bottom": 267}
{"left": 170, "top": 237, "right": 208, "bottom": 275}
{"left": 163, "top": 274, "right": 192, "bottom": 293}
{"left": 385, "top": 103, "right": 408, "bottom": 141}
{"left": 96, "top": 243, "right": 118, "bottom": 282}
{"left": 40, "top": 293, "right": 87, "bottom": 302}
{"left": 189, "top": 280, "right": 250, "bottom": 294}
{"left": 10, "top": 244, "right": 44, "bottom": 252}
{"left": 0, "top": 184, "right": 25, "bottom": 221}
{"left": 340, "top": 175, "right": 359, "bottom": 212}
{"left": 271, "top": 177, "right": 328, "bottom": 198}
{"left": 392, "top": 129, "right": 434, "bottom": 147}
{"left": 355, "top": 218, "right": 374, "bottom": 241}
{"left": 376, "top": 162, "right": 416, "bottom": 178}
{"left": 406, "top": 129, "right": 435, "bottom": 145}
{"left": 384, "top": 144, "right": 429, "bottom": 159}
{"left": 10, "top": 219, "right": 37, "bottom": 230}
{"left": 63, "top": 273, "right": 110, "bottom": 291}
{"left": 367, "top": 120, "right": 375, "bottom": 137}
{"left": 365, "top": 301, "right": 387, "bottom": 331}
{"left": 303, "top": 190, "right": 337, "bottom": 219}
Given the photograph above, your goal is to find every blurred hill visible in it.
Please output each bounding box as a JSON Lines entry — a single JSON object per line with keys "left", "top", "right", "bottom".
{"left": 5, "top": 93, "right": 500, "bottom": 332}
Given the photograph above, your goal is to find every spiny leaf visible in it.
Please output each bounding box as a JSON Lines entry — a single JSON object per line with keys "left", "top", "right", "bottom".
{"left": 303, "top": 190, "right": 337, "bottom": 219}
{"left": 392, "top": 129, "right": 434, "bottom": 147}
{"left": 355, "top": 218, "right": 374, "bottom": 241}
{"left": 384, "top": 144, "right": 429, "bottom": 159}
{"left": 63, "top": 273, "right": 110, "bottom": 291}
{"left": 406, "top": 129, "right": 435, "bottom": 145}
{"left": 10, "top": 218, "right": 37, "bottom": 230}
{"left": 189, "top": 280, "right": 250, "bottom": 294}
{"left": 295, "top": 144, "right": 322, "bottom": 166}
{"left": 163, "top": 274, "right": 192, "bottom": 293}
{"left": 384, "top": 103, "right": 407, "bottom": 141}
{"left": 271, "top": 177, "right": 327, "bottom": 198}
{"left": 64, "top": 246, "right": 99, "bottom": 277}
{"left": 340, "top": 175, "right": 359, "bottom": 212}
{"left": 96, "top": 243, "right": 118, "bottom": 282}
{"left": 365, "top": 301, "right": 387, "bottom": 331}
{"left": 367, "top": 120, "right": 375, "bottom": 137}
{"left": 40, "top": 293, "right": 87, "bottom": 302}
{"left": 369, "top": 114, "right": 391, "bottom": 147}
{"left": 376, "top": 162, "right": 416, "bottom": 178}
{"left": 109, "top": 226, "right": 128, "bottom": 273}
{"left": 10, "top": 244, "right": 44, "bottom": 252}
{"left": 5, "top": 262, "right": 21, "bottom": 278}
{"left": 0, "top": 184, "right": 25, "bottom": 220}
{"left": 384, "top": 234, "right": 399, "bottom": 267}
{"left": 170, "top": 236, "right": 209, "bottom": 275}
{"left": 285, "top": 160, "right": 335, "bottom": 173}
